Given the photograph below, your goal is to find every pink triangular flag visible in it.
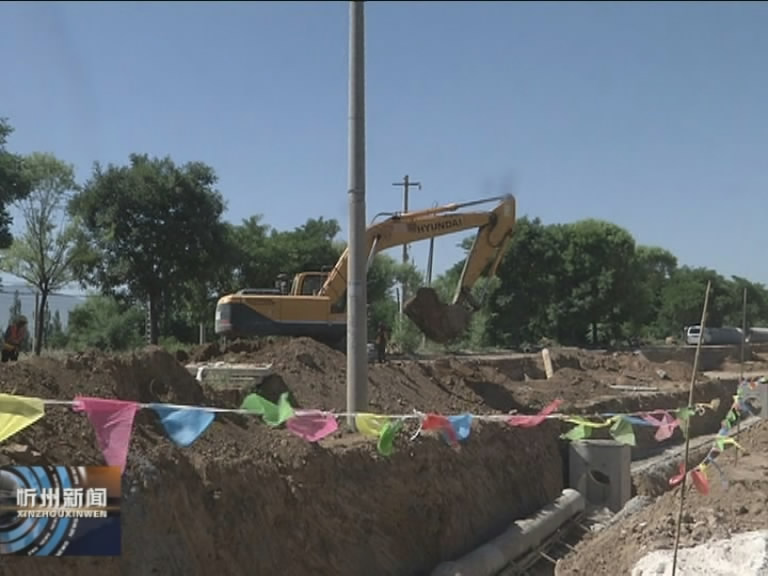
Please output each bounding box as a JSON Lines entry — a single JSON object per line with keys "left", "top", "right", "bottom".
{"left": 642, "top": 411, "right": 679, "bottom": 441}
{"left": 655, "top": 413, "right": 680, "bottom": 441}
{"left": 73, "top": 397, "right": 139, "bottom": 472}
{"left": 286, "top": 411, "right": 338, "bottom": 442}
{"left": 507, "top": 399, "right": 562, "bottom": 428}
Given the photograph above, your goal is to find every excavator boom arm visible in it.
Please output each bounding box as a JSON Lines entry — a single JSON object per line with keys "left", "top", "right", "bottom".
{"left": 319, "top": 194, "right": 516, "bottom": 312}
{"left": 451, "top": 197, "right": 516, "bottom": 304}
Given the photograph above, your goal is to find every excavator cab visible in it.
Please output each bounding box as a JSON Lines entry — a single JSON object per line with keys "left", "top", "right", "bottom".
{"left": 291, "top": 272, "right": 327, "bottom": 296}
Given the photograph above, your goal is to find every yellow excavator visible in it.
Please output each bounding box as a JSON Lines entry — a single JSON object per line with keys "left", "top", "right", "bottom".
{"left": 214, "top": 194, "right": 516, "bottom": 348}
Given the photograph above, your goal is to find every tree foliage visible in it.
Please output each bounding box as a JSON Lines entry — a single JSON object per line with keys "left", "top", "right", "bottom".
{"left": 5, "top": 118, "right": 768, "bottom": 354}
{"left": 69, "top": 154, "right": 230, "bottom": 344}
{"left": 42, "top": 209, "right": 768, "bottom": 353}
{"left": 66, "top": 295, "right": 145, "bottom": 351}
{"left": 0, "top": 152, "right": 85, "bottom": 354}
{"left": 481, "top": 218, "right": 768, "bottom": 349}
{"left": 0, "top": 119, "right": 32, "bottom": 249}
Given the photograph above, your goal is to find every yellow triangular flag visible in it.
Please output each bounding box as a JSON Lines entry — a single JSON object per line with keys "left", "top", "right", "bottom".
{"left": 354, "top": 413, "right": 390, "bottom": 437}
{"left": 0, "top": 394, "right": 45, "bottom": 443}
{"left": 564, "top": 417, "right": 613, "bottom": 429}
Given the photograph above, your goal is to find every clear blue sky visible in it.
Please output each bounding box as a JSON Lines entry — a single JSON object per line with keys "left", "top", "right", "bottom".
{"left": 2, "top": 1, "right": 767, "bottom": 289}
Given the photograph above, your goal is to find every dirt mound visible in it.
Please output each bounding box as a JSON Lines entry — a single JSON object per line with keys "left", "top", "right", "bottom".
{"left": 186, "top": 338, "right": 270, "bottom": 363}
{"left": 2, "top": 346, "right": 206, "bottom": 405}
{"left": 0, "top": 345, "right": 566, "bottom": 575}
{"left": 180, "top": 339, "right": 710, "bottom": 418}
{"left": 0, "top": 340, "right": 735, "bottom": 575}
{"left": 0, "top": 347, "right": 207, "bottom": 469}
{"left": 550, "top": 349, "right": 695, "bottom": 383}
{"left": 558, "top": 420, "right": 768, "bottom": 575}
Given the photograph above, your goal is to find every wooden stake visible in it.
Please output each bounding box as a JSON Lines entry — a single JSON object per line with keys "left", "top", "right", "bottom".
{"left": 671, "top": 280, "right": 711, "bottom": 576}
{"left": 542, "top": 348, "right": 554, "bottom": 379}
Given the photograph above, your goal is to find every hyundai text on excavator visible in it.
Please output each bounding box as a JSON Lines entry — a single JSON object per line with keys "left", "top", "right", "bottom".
{"left": 214, "top": 194, "right": 516, "bottom": 348}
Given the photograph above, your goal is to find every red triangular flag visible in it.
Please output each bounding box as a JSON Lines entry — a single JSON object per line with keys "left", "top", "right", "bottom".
{"left": 691, "top": 468, "right": 710, "bottom": 495}
{"left": 669, "top": 462, "right": 687, "bottom": 487}
{"left": 422, "top": 413, "right": 458, "bottom": 445}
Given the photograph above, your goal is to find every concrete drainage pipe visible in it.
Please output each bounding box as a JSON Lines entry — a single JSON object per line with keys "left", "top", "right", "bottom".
{"left": 431, "top": 488, "right": 586, "bottom": 576}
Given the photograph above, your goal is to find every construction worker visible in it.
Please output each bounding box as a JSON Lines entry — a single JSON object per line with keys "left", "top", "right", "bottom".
{"left": 375, "top": 323, "right": 389, "bottom": 364}
{"left": 2, "top": 316, "right": 28, "bottom": 363}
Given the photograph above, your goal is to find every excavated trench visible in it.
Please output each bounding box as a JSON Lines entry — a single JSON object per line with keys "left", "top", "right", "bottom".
{"left": 5, "top": 423, "right": 564, "bottom": 576}
{"left": 429, "top": 379, "right": 742, "bottom": 576}
{"left": 0, "top": 344, "right": 747, "bottom": 576}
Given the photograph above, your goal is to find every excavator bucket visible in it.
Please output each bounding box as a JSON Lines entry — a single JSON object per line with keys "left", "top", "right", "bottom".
{"left": 403, "top": 287, "right": 473, "bottom": 343}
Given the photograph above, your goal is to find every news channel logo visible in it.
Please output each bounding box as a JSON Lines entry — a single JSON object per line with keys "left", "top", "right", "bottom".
{"left": 0, "top": 466, "right": 121, "bottom": 556}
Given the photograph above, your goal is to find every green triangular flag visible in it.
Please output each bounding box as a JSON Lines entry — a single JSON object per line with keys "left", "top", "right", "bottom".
{"left": 676, "top": 407, "right": 695, "bottom": 438}
{"left": 377, "top": 419, "right": 403, "bottom": 456}
{"left": 609, "top": 417, "right": 636, "bottom": 446}
{"left": 715, "top": 435, "right": 728, "bottom": 451}
{"left": 562, "top": 424, "right": 592, "bottom": 441}
{"left": 241, "top": 392, "right": 295, "bottom": 427}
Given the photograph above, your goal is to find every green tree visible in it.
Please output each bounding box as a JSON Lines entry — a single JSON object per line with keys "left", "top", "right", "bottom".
{"left": 66, "top": 295, "right": 145, "bottom": 351}
{"left": 69, "top": 154, "right": 230, "bottom": 344}
{"left": 276, "top": 217, "right": 343, "bottom": 274}
{"left": 554, "top": 220, "right": 637, "bottom": 345}
{"left": 0, "top": 153, "right": 86, "bottom": 355}
{"left": 366, "top": 254, "right": 400, "bottom": 340}
{"left": 229, "top": 215, "right": 275, "bottom": 290}
{"left": 487, "top": 217, "right": 564, "bottom": 348}
{"left": 655, "top": 267, "right": 738, "bottom": 337}
{"left": 48, "top": 308, "right": 67, "bottom": 349}
{"left": 727, "top": 277, "right": 768, "bottom": 328}
{"left": 231, "top": 216, "right": 344, "bottom": 291}
{"left": 626, "top": 246, "right": 678, "bottom": 339}
{"left": 0, "top": 119, "right": 32, "bottom": 248}
{"left": 41, "top": 304, "right": 67, "bottom": 349}
{"left": 8, "top": 289, "right": 22, "bottom": 322}
{"left": 390, "top": 261, "right": 425, "bottom": 353}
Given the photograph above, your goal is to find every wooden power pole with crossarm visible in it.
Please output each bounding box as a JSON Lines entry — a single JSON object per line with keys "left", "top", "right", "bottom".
{"left": 392, "top": 175, "right": 421, "bottom": 314}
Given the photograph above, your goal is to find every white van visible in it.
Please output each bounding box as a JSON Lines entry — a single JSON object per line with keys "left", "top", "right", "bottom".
{"left": 685, "top": 325, "right": 703, "bottom": 345}
{"left": 685, "top": 325, "right": 743, "bottom": 346}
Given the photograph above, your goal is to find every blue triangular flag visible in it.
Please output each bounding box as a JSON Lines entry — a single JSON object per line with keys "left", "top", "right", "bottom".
{"left": 150, "top": 405, "right": 216, "bottom": 447}
{"left": 602, "top": 412, "right": 653, "bottom": 427}
{"left": 443, "top": 413, "right": 473, "bottom": 443}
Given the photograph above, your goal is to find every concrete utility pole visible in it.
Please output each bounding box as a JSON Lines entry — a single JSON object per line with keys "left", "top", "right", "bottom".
{"left": 392, "top": 174, "right": 421, "bottom": 313}
{"left": 346, "top": 0, "right": 368, "bottom": 428}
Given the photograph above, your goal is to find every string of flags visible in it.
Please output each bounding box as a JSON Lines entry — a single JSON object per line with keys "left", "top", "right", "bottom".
{"left": 0, "top": 386, "right": 741, "bottom": 475}
{"left": 668, "top": 377, "right": 766, "bottom": 495}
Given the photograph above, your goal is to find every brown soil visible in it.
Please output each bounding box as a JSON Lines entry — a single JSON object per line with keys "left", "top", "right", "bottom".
{"left": 557, "top": 420, "right": 768, "bottom": 575}
{"left": 187, "top": 338, "right": 699, "bottom": 413}
{"left": 0, "top": 339, "right": 741, "bottom": 575}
